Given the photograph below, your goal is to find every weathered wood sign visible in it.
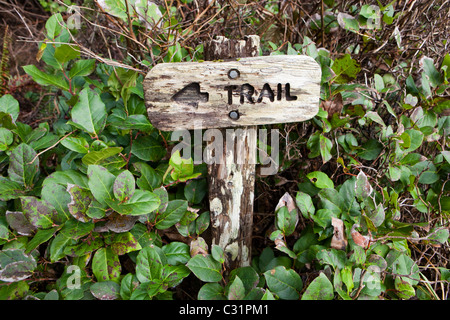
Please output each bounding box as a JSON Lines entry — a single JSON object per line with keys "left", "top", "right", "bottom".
{"left": 144, "top": 55, "right": 321, "bottom": 130}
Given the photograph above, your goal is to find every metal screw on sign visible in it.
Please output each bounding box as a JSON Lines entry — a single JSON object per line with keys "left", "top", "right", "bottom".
{"left": 143, "top": 36, "right": 321, "bottom": 270}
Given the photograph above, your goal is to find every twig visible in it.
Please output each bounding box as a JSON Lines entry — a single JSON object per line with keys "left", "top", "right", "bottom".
{"left": 28, "top": 131, "right": 75, "bottom": 164}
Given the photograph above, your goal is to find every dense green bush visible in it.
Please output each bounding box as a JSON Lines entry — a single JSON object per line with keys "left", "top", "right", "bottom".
{"left": 0, "top": 1, "right": 448, "bottom": 300}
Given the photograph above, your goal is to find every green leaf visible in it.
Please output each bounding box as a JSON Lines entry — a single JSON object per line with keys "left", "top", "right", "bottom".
{"left": 306, "top": 171, "right": 334, "bottom": 189}
{"left": 155, "top": 199, "right": 188, "bottom": 230}
{"left": 135, "top": 246, "right": 166, "bottom": 283}
{"left": 0, "top": 249, "right": 37, "bottom": 282}
{"left": 331, "top": 54, "right": 360, "bottom": 83}
{"left": 8, "top": 143, "right": 39, "bottom": 188}
{"left": 81, "top": 147, "right": 123, "bottom": 165}
{"left": 23, "top": 65, "right": 69, "bottom": 91}
{"left": 49, "top": 233, "right": 72, "bottom": 262}
{"left": 263, "top": 266, "right": 303, "bottom": 300}
{"left": 301, "top": 273, "right": 334, "bottom": 300}
{"left": 20, "top": 196, "right": 58, "bottom": 229}
{"left": 70, "top": 88, "right": 107, "bottom": 138}
{"left": 133, "top": 162, "right": 162, "bottom": 192}
{"left": 54, "top": 44, "right": 80, "bottom": 64}
{"left": 276, "top": 206, "right": 298, "bottom": 236}
{"left": 111, "top": 232, "right": 142, "bottom": 255}
{"left": 0, "top": 281, "right": 29, "bottom": 300}
{"left": 87, "top": 165, "right": 116, "bottom": 205}
{"left": 395, "top": 278, "right": 415, "bottom": 299}
{"left": 0, "top": 94, "right": 19, "bottom": 121}
{"left": 90, "top": 281, "right": 121, "bottom": 300}
{"left": 60, "top": 136, "right": 89, "bottom": 154}
{"left": 5, "top": 210, "right": 36, "bottom": 236}
{"left": 120, "top": 273, "right": 140, "bottom": 300}
{"left": 421, "top": 56, "right": 443, "bottom": 88}
{"left": 296, "top": 191, "right": 315, "bottom": 219}
{"left": 108, "top": 189, "right": 160, "bottom": 216}
{"left": 66, "top": 184, "right": 93, "bottom": 222}
{"left": 319, "top": 134, "right": 333, "bottom": 163}
{"left": 131, "top": 135, "right": 166, "bottom": 162}
{"left": 45, "top": 13, "right": 64, "bottom": 39}
{"left": 162, "top": 242, "right": 190, "bottom": 265}
{"left": 113, "top": 170, "right": 135, "bottom": 202}
{"left": 25, "top": 227, "right": 57, "bottom": 254}
{"left": 198, "top": 283, "right": 225, "bottom": 300}
{"left": 41, "top": 183, "right": 71, "bottom": 221}
{"left": 92, "top": 247, "right": 121, "bottom": 282}
{"left": 187, "top": 254, "right": 223, "bottom": 283}
{"left": 227, "top": 276, "right": 245, "bottom": 300}
{"left": 0, "top": 177, "right": 24, "bottom": 201}
{"left": 357, "top": 139, "right": 382, "bottom": 160}
{"left": 184, "top": 179, "right": 207, "bottom": 204}
{"left": 337, "top": 13, "right": 359, "bottom": 32}
{"left": 69, "top": 59, "right": 96, "bottom": 78}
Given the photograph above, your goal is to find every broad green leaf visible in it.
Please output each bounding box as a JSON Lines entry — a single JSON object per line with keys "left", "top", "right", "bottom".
{"left": 196, "top": 211, "right": 210, "bottom": 235}
{"left": 43, "top": 170, "right": 89, "bottom": 189}
{"left": 41, "top": 183, "right": 71, "bottom": 221}
{"left": 319, "top": 134, "right": 333, "bottom": 163}
{"left": 69, "top": 59, "right": 96, "bottom": 78}
{"left": 357, "top": 139, "right": 382, "bottom": 160}
{"left": 301, "top": 273, "right": 334, "bottom": 300}
{"left": 64, "top": 235, "right": 103, "bottom": 257}
{"left": 263, "top": 266, "right": 303, "bottom": 300}
{"left": 162, "top": 242, "right": 190, "bottom": 265}
{"left": 25, "top": 227, "right": 57, "bottom": 254}
{"left": 0, "top": 249, "right": 37, "bottom": 282}
{"left": 108, "top": 189, "right": 160, "bottom": 216}
{"left": 428, "top": 228, "right": 449, "bottom": 244}
{"left": 45, "top": 13, "right": 64, "bottom": 39}
{"left": 355, "top": 171, "right": 373, "bottom": 200}
{"left": 92, "top": 247, "right": 121, "bottom": 282}
{"left": 421, "top": 56, "right": 443, "bottom": 88}
{"left": 317, "top": 248, "right": 347, "bottom": 270}
{"left": 120, "top": 273, "right": 139, "bottom": 300}
{"left": 187, "top": 254, "right": 222, "bottom": 283}
{"left": 61, "top": 136, "right": 89, "bottom": 154}
{"left": 395, "top": 278, "right": 415, "bottom": 299}
{"left": 0, "top": 94, "right": 19, "bottom": 121}
{"left": 155, "top": 199, "right": 188, "bottom": 229}
{"left": 229, "top": 266, "right": 260, "bottom": 294}
{"left": 0, "top": 281, "right": 29, "bottom": 300}
{"left": 307, "top": 171, "right": 334, "bottom": 189}
{"left": 131, "top": 135, "right": 166, "bottom": 162}
{"left": 211, "top": 244, "right": 225, "bottom": 264}
{"left": 296, "top": 191, "right": 315, "bottom": 219}
{"left": 54, "top": 44, "right": 80, "bottom": 64}
{"left": 8, "top": 143, "right": 39, "bottom": 188}
{"left": 81, "top": 147, "right": 123, "bottom": 165}
{"left": 23, "top": 65, "right": 69, "bottom": 91}
{"left": 276, "top": 206, "right": 298, "bottom": 236}
{"left": 198, "top": 283, "right": 225, "bottom": 300}
{"left": 133, "top": 162, "right": 162, "bottom": 191}
{"left": 227, "top": 276, "right": 245, "bottom": 300}
{"left": 66, "top": 184, "right": 93, "bottom": 222}
{"left": 20, "top": 196, "right": 58, "bottom": 229}
{"left": 87, "top": 165, "right": 116, "bottom": 205}
{"left": 59, "top": 218, "right": 94, "bottom": 239}
{"left": 113, "top": 170, "right": 135, "bottom": 202}
{"left": 184, "top": 179, "right": 207, "bottom": 204}
{"left": 90, "top": 281, "right": 121, "bottom": 300}
{"left": 337, "top": 12, "right": 359, "bottom": 32}
{"left": 70, "top": 88, "right": 107, "bottom": 138}
{"left": 135, "top": 246, "right": 166, "bottom": 283}
{"left": 49, "top": 233, "right": 73, "bottom": 262}
{"left": 331, "top": 54, "right": 360, "bottom": 83}
{"left": 111, "top": 232, "right": 141, "bottom": 255}
{"left": 0, "top": 177, "right": 24, "bottom": 201}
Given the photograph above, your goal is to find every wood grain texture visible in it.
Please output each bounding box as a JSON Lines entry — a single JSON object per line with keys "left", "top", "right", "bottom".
{"left": 144, "top": 55, "right": 321, "bottom": 130}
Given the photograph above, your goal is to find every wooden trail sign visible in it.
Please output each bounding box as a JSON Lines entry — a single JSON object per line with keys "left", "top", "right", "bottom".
{"left": 144, "top": 55, "right": 321, "bottom": 130}
{"left": 144, "top": 36, "right": 321, "bottom": 270}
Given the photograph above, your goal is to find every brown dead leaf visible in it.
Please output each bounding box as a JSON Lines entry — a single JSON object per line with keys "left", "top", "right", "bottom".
{"left": 331, "top": 217, "right": 347, "bottom": 250}
{"left": 351, "top": 224, "right": 372, "bottom": 248}
{"left": 321, "top": 93, "right": 343, "bottom": 120}
{"left": 275, "top": 192, "right": 296, "bottom": 213}
{"left": 190, "top": 237, "right": 209, "bottom": 257}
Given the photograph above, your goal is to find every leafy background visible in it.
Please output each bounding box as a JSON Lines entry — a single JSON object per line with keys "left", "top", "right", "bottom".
{"left": 0, "top": 0, "right": 448, "bottom": 300}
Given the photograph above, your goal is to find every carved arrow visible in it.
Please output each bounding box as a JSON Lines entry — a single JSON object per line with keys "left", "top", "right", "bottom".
{"left": 171, "top": 82, "right": 209, "bottom": 108}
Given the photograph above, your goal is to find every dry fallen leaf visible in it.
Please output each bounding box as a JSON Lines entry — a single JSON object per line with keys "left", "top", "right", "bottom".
{"left": 331, "top": 217, "right": 347, "bottom": 250}
{"left": 275, "top": 192, "right": 296, "bottom": 213}
{"left": 321, "top": 93, "right": 343, "bottom": 120}
{"left": 351, "top": 224, "right": 372, "bottom": 248}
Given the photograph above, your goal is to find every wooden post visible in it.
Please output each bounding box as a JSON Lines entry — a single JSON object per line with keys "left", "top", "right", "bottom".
{"left": 143, "top": 36, "right": 321, "bottom": 271}
{"left": 204, "top": 36, "right": 259, "bottom": 270}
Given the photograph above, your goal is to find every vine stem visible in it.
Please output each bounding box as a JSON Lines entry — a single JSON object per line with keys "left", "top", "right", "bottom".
{"left": 28, "top": 130, "right": 75, "bottom": 164}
